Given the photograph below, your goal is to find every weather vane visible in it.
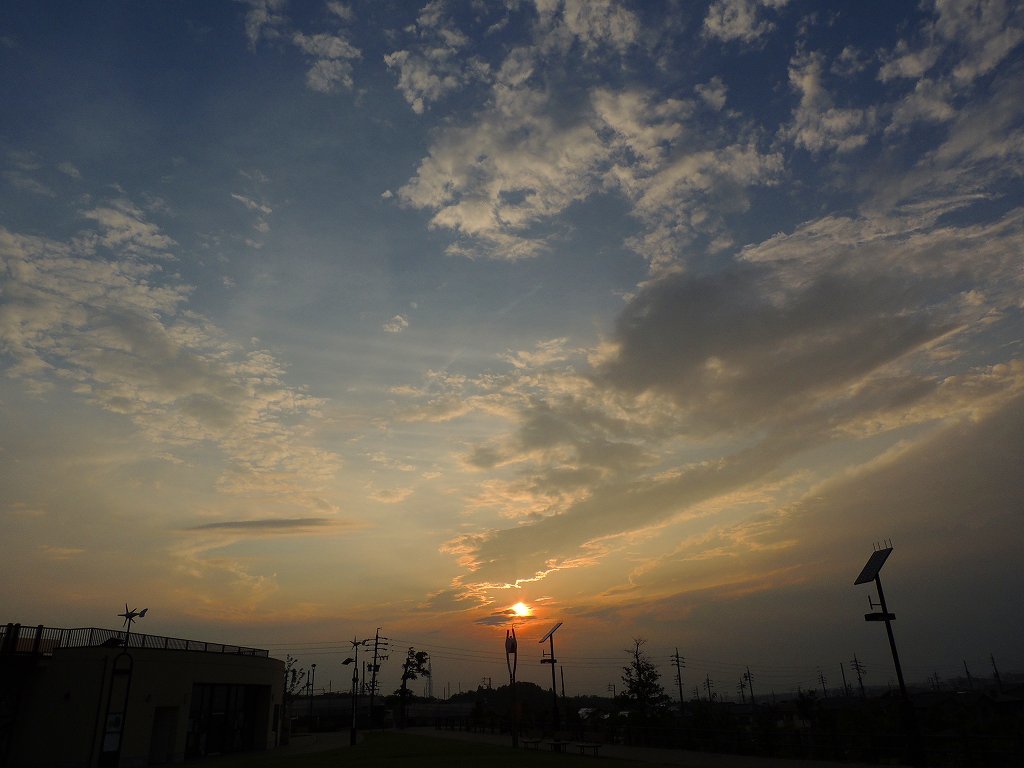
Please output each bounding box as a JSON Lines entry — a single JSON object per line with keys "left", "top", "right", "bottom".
{"left": 118, "top": 604, "right": 147, "bottom": 647}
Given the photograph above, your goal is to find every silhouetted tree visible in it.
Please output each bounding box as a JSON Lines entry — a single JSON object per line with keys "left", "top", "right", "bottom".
{"left": 395, "top": 647, "right": 430, "bottom": 727}
{"left": 283, "top": 654, "right": 307, "bottom": 703}
{"left": 621, "top": 638, "right": 669, "bottom": 721}
{"left": 282, "top": 655, "right": 307, "bottom": 741}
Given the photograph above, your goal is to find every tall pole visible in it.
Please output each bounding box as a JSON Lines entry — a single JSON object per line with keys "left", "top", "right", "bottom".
{"left": 539, "top": 622, "right": 562, "bottom": 733}
{"left": 368, "top": 628, "right": 387, "bottom": 727}
{"left": 874, "top": 574, "right": 907, "bottom": 699}
{"left": 309, "top": 664, "right": 317, "bottom": 726}
{"left": 745, "top": 666, "right": 755, "bottom": 707}
{"left": 343, "top": 638, "right": 363, "bottom": 746}
{"left": 548, "top": 634, "right": 559, "bottom": 730}
{"left": 672, "top": 649, "right": 685, "bottom": 717}
{"left": 505, "top": 628, "right": 518, "bottom": 748}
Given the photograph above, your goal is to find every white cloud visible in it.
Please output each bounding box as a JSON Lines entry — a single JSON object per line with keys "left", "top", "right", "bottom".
{"left": 879, "top": 0, "right": 1023, "bottom": 87}
{"left": 398, "top": 82, "right": 610, "bottom": 259}
{"left": 383, "top": 0, "right": 486, "bottom": 113}
{"left": 934, "top": 0, "right": 1024, "bottom": 85}
{"left": 238, "top": 0, "right": 288, "bottom": 47}
{"left": 782, "top": 51, "right": 875, "bottom": 153}
{"left": 326, "top": 1, "right": 353, "bottom": 22}
{"left": 703, "top": 0, "right": 788, "bottom": 44}
{"left": 537, "top": 0, "right": 642, "bottom": 56}
{"left": 0, "top": 216, "right": 341, "bottom": 509}
{"left": 695, "top": 77, "right": 728, "bottom": 110}
{"left": 384, "top": 48, "right": 474, "bottom": 114}
{"left": 238, "top": 2, "right": 361, "bottom": 93}
{"left": 383, "top": 314, "right": 410, "bottom": 333}
{"left": 231, "top": 192, "right": 272, "bottom": 215}
{"left": 80, "top": 199, "right": 177, "bottom": 255}
{"left": 57, "top": 162, "right": 81, "bottom": 179}
{"left": 292, "top": 31, "right": 361, "bottom": 92}
{"left": 2, "top": 171, "right": 55, "bottom": 197}
{"left": 886, "top": 78, "right": 955, "bottom": 133}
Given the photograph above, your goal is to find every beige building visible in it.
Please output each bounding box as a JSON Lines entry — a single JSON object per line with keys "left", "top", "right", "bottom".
{"left": 1, "top": 623, "right": 284, "bottom": 767}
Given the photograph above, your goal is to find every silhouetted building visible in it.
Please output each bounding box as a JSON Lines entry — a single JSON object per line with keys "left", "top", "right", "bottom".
{"left": 1, "top": 623, "right": 284, "bottom": 767}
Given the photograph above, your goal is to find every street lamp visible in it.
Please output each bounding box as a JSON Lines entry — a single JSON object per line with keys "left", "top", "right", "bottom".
{"left": 309, "top": 663, "right": 317, "bottom": 727}
{"left": 855, "top": 543, "right": 924, "bottom": 768}
{"left": 505, "top": 627, "right": 518, "bottom": 748}
{"left": 342, "top": 638, "right": 367, "bottom": 746}
{"left": 854, "top": 545, "right": 906, "bottom": 698}
{"left": 539, "top": 622, "right": 563, "bottom": 732}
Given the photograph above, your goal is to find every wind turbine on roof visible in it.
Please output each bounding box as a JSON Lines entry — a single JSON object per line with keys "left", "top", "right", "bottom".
{"left": 117, "top": 604, "right": 147, "bottom": 648}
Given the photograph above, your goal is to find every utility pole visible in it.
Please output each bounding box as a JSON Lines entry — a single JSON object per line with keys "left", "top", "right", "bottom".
{"left": 818, "top": 670, "right": 828, "bottom": 698}
{"left": 309, "top": 663, "right": 317, "bottom": 725}
{"left": 736, "top": 680, "right": 746, "bottom": 704}
{"left": 368, "top": 628, "right": 388, "bottom": 726}
{"left": 840, "top": 662, "right": 850, "bottom": 697}
{"left": 671, "top": 649, "right": 686, "bottom": 717}
{"left": 703, "top": 675, "right": 714, "bottom": 702}
{"left": 744, "top": 666, "right": 755, "bottom": 707}
{"left": 963, "top": 659, "right": 974, "bottom": 690}
{"left": 560, "top": 667, "right": 566, "bottom": 699}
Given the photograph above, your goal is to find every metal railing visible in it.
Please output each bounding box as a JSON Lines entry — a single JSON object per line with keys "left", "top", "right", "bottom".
{"left": 0, "top": 622, "right": 268, "bottom": 657}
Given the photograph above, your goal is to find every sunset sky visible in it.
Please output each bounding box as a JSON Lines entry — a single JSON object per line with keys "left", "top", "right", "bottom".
{"left": 2, "top": 0, "right": 1023, "bottom": 699}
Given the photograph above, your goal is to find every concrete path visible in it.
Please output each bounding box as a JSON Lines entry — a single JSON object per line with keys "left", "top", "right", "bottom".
{"left": 400, "top": 726, "right": 881, "bottom": 768}
{"left": 275, "top": 727, "right": 881, "bottom": 768}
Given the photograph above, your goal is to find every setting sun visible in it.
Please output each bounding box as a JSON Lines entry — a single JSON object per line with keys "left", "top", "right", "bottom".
{"left": 511, "top": 602, "right": 531, "bottom": 617}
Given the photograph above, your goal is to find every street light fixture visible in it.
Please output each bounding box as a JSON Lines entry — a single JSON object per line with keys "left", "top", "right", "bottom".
{"left": 855, "top": 543, "right": 925, "bottom": 768}
{"left": 342, "top": 638, "right": 367, "bottom": 746}
{"left": 854, "top": 545, "right": 907, "bottom": 698}
{"left": 539, "top": 622, "right": 563, "bottom": 732}
{"left": 309, "top": 663, "right": 317, "bottom": 727}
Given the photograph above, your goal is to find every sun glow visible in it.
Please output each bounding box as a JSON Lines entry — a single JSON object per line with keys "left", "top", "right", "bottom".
{"left": 511, "top": 601, "right": 531, "bottom": 617}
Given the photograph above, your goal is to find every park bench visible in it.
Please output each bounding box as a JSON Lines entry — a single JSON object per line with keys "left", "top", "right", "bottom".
{"left": 575, "top": 741, "right": 602, "bottom": 756}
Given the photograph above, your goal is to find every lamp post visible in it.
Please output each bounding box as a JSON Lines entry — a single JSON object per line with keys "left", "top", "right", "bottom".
{"left": 539, "top": 622, "right": 563, "bottom": 732}
{"left": 342, "top": 638, "right": 366, "bottom": 746}
{"left": 309, "top": 663, "right": 317, "bottom": 727}
{"left": 855, "top": 544, "right": 924, "bottom": 768}
{"left": 854, "top": 546, "right": 907, "bottom": 698}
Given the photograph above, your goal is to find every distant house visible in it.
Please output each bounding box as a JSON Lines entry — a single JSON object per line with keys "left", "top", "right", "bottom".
{"left": 1, "top": 622, "right": 284, "bottom": 767}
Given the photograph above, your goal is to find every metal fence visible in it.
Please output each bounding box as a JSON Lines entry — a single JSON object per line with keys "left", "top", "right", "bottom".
{"left": 0, "top": 622, "right": 268, "bottom": 657}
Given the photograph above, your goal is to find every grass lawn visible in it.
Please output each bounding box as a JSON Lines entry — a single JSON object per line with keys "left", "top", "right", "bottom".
{"left": 199, "top": 731, "right": 654, "bottom": 768}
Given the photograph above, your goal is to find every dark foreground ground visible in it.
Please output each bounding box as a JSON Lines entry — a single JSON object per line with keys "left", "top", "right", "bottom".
{"left": 198, "top": 728, "right": 879, "bottom": 768}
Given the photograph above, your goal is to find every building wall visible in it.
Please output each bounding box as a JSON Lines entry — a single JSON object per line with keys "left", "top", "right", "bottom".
{"left": 6, "top": 647, "right": 284, "bottom": 768}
